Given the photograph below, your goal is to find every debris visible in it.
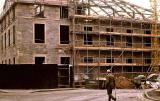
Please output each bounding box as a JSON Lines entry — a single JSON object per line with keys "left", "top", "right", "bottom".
{"left": 145, "top": 73, "right": 160, "bottom": 89}
{"left": 147, "top": 74, "right": 159, "bottom": 82}
{"left": 115, "top": 76, "right": 134, "bottom": 89}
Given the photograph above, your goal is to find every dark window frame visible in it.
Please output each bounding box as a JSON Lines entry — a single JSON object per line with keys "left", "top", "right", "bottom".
{"left": 106, "top": 28, "right": 113, "bottom": 32}
{"left": 126, "top": 58, "right": 133, "bottom": 63}
{"left": 144, "top": 30, "right": 151, "bottom": 34}
{"left": 35, "top": 57, "right": 45, "bottom": 64}
{"left": 126, "top": 29, "right": 133, "bottom": 33}
{"left": 126, "top": 37, "right": 132, "bottom": 46}
{"left": 144, "top": 38, "right": 151, "bottom": 47}
{"left": 84, "top": 35, "right": 93, "bottom": 45}
{"left": 13, "top": 25, "right": 15, "bottom": 44}
{"left": 84, "top": 57, "right": 93, "bottom": 63}
{"left": 34, "top": 24, "right": 45, "bottom": 43}
{"left": 106, "top": 57, "right": 114, "bottom": 63}
{"left": 60, "top": 25, "right": 69, "bottom": 44}
{"left": 61, "top": 57, "right": 70, "bottom": 64}
{"left": 4, "top": 33, "right": 6, "bottom": 49}
{"left": 13, "top": 57, "right": 16, "bottom": 64}
{"left": 145, "top": 58, "right": 151, "bottom": 64}
{"left": 84, "top": 26, "right": 92, "bottom": 31}
{"left": 60, "top": 6, "right": 69, "bottom": 19}
{"left": 8, "top": 30, "right": 10, "bottom": 46}
{"left": 106, "top": 35, "right": 114, "bottom": 46}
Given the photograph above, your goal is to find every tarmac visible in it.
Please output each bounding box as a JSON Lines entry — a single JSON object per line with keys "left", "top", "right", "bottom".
{"left": 0, "top": 88, "right": 158, "bottom": 101}
{"left": 0, "top": 88, "right": 77, "bottom": 93}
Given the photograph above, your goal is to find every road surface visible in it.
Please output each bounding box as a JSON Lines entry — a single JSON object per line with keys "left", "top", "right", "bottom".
{"left": 0, "top": 89, "right": 151, "bottom": 101}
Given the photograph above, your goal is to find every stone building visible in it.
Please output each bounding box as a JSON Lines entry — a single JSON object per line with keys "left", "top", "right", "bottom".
{"left": 0, "top": 0, "right": 158, "bottom": 84}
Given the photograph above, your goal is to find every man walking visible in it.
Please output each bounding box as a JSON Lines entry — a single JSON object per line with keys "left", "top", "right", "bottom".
{"left": 106, "top": 69, "right": 116, "bottom": 101}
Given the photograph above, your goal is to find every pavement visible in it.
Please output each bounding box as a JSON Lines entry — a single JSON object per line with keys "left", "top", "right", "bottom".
{"left": 0, "top": 88, "right": 154, "bottom": 101}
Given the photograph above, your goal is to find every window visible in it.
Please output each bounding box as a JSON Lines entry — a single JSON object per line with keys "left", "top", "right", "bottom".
{"left": 60, "top": 6, "right": 68, "bottom": 19}
{"left": 4, "top": 18, "right": 6, "bottom": 30}
{"left": 12, "top": 7, "right": 15, "bottom": 21}
{"left": 126, "top": 58, "right": 133, "bottom": 63}
{"left": 34, "top": 24, "right": 45, "bottom": 43}
{"left": 84, "top": 35, "right": 92, "bottom": 45}
{"left": 84, "top": 26, "right": 92, "bottom": 31}
{"left": 1, "top": 35, "right": 3, "bottom": 51}
{"left": 4, "top": 33, "right": 6, "bottom": 49}
{"left": 84, "top": 57, "right": 93, "bottom": 63}
{"left": 144, "top": 30, "right": 151, "bottom": 34}
{"left": 61, "top": 57, "right": 70, "bottom": 64}
{"left": 144, "top": 38, "right": 151, "bottom": 47}
{"left": 76, "top": 6, "right": 85, "bottom": 15}
{"left": 8, "top": 30, "right": 10, "bottom": 46}
{"left": 13, "top": 25, "right": 15, "bottom": 44}
{"left": 35, "top": 57, "right": 45, "bottom": 64}
{"left": 34, "top": 4, "right": 44, "bottom": 17}
{"left": 126, "top": 29, "right": 133, "bottom": 33}
{"left": 5, "top": 60, "right": 7, "bottom": 64}
{"left": 106, "top": 57, "right": 114, "bottom": 63}
{"left": 106, "top": 28, "right": 113, "bottom": 32}
{"left": 1, "top": 23, "right": 3, "bottom": 32}
{"left": 60, "top": 25, "right": 69, "bottom": 44}
{"left": 145, "top": 58, "right": 151, "bottom": 64}
{"left": 13, "top": 57, "right": 15, "bottom": 64}
{"left": 127, "top": 67, "right": 132, "bottom": 72}
{"left": 9, "top": 59, "right": 10, "bottom": 64}
{"left": 126, "top": 37, "right": 132, "bottom": 46}
{"left": 8, "top": 12, "right": 10, "bottom": 25}
{"left": 106, "top": 35, "right": 114, "bottom": 46}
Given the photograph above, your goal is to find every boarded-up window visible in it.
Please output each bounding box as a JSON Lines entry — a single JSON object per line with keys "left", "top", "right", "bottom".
{"left": 34, "top": 24, "right": 45, "bottom": 43}
{"left": 60, "top": 25, "right": 69, "bottom": 44}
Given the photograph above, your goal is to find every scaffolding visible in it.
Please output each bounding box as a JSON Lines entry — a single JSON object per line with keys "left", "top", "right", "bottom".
{"left": 69, "top": 0, "right": 159, "bottom": 87}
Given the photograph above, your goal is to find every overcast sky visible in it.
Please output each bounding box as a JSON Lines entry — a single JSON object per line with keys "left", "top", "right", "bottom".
{"left": 0, "top": 0, "right": 151, "bottom": 13}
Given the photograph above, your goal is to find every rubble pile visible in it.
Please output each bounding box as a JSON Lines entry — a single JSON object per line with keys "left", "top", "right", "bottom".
{"left": 115, "top": 76, "right": 135, "bottom": 89}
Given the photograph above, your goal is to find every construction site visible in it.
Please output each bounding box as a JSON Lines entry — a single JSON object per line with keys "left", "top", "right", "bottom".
{"left": 0, "top": 0, "right": 159, "bottom": 89}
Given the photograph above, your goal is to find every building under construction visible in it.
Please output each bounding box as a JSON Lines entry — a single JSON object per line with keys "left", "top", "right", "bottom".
{"left": 0, "top": 0, "right": 159, "bottom": 86}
